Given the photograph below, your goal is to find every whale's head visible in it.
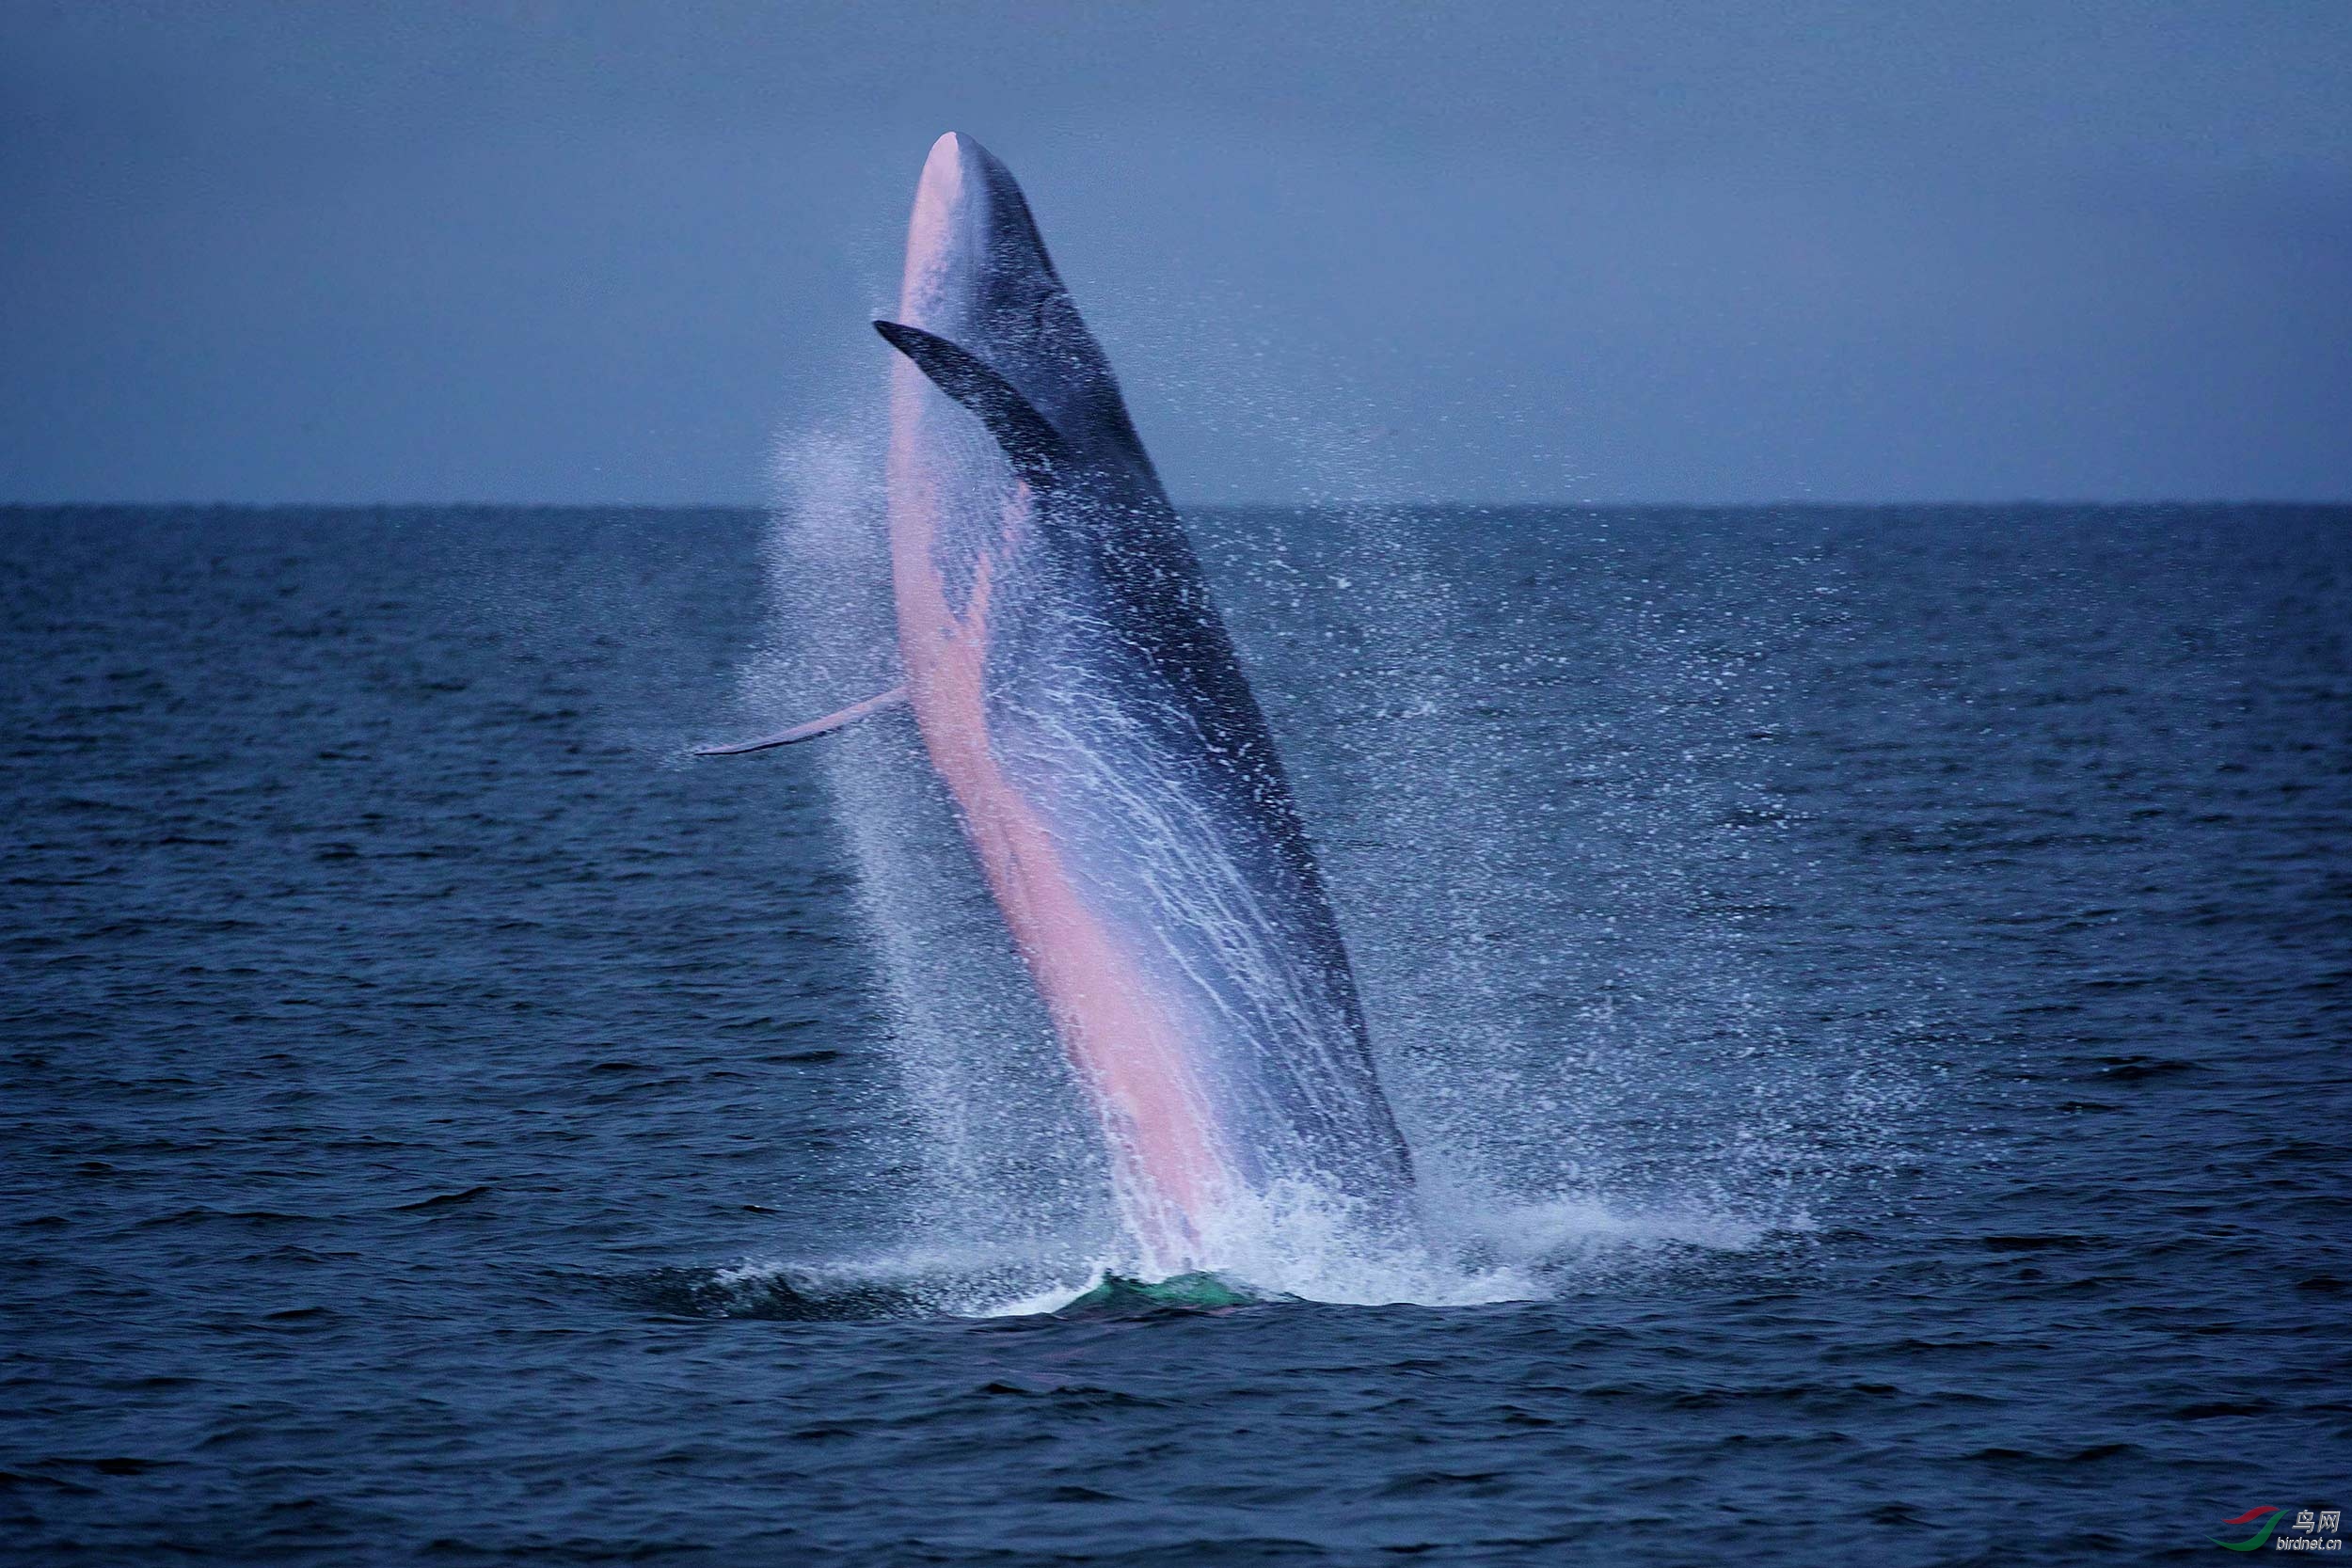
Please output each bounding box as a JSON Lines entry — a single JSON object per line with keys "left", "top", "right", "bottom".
{"left": 891, "top": 134, "right": 1153, "bottom": 488}
{"left": 898, "top": 134, "right": 1059, "bottom": 349}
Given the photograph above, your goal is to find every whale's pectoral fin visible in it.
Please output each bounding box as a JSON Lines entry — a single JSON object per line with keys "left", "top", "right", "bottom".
{"left": 874, "top": 320, "right": 1069, "bottom": 489}
{"left": 691, "top": 685, "right": 908, "bottom": 756}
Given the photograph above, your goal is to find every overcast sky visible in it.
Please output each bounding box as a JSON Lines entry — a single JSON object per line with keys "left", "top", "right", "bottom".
{"left": 3, "top": 2, "right": 2347, "bottom": 505}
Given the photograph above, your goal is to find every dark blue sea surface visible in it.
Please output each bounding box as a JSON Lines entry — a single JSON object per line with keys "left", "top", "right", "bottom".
{"left": 3, "top": 504, "right": 2346, "bottom": 1564}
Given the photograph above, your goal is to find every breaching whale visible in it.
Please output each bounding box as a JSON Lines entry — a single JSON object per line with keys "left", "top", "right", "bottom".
{"left": 705, "top": 133, "right": 1412, "bottom": 1265}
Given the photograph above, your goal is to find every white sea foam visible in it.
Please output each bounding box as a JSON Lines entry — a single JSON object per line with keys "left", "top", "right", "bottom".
{"left": 738, "top": 359, "right": 1913, "bottom": 1313}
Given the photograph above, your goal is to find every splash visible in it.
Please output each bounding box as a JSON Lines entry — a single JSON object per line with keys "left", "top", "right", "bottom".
{"left": 723, "top": 409, "right": 1904, "bottom": 1313}
{"left": 633, "top": 1186, "right": 1792, "bottom": 1322}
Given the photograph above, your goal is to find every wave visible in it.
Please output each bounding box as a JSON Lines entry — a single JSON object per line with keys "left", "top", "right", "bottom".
{"left": 615, "top": 1184, "right": 1801, "bottom": 1324}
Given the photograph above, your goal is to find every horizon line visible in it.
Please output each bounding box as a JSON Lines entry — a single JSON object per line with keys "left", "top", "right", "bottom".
{"left": 4, "top": 497, "right": 2348, "bottom": 514}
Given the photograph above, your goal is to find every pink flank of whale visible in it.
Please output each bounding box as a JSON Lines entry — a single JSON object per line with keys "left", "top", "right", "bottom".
{"left": 885, "top": 133, "right": 1232, "bottom": 1261}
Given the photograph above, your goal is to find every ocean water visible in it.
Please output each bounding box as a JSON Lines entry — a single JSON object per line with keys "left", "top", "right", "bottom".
{"left": 2, "top": 503, "right": 2346, "bottom": 1564}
